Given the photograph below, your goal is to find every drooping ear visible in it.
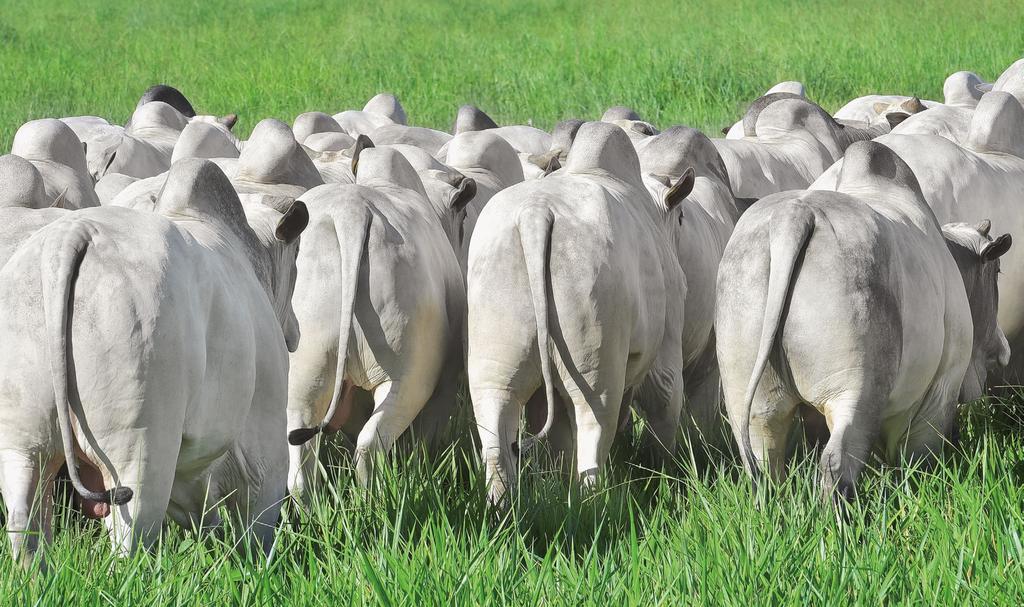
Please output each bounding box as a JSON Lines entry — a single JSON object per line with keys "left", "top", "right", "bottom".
{"left": 976, "top": 82, "right": 994, "bottom": 93}
{"left": 350, "top": 134, "right": 374, "bottom": 176}
{"left": 982, "top": 233, "right": 1012, "bottom": 262}
{"left": 975, "top": 219, "right": 992, "bottom": 237}
{"left": 872, "top": 102, "right": 891, "bottom": 114}
{"left": 449, "top": 176, "right": 476, "bottom": 212}
{"left": 886, "top": 112, "right": 911, "bottom": 129}
{"left": 219, "top": 114, "right": 238, "bottom": 130}
{"left": 275, "top": 200, "right": 310, "bottom": 243}
{"left": 664, "top": 167, "right": 695, "bottom": 211}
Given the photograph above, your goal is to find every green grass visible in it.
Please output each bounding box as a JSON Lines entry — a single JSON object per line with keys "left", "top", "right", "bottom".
{"left": 2, "top": 400, "right": 1023, "bottom": 604}
{"left": 2, "top": 0, "right": 1024, "bottom": 603}
{"left": 1, "top": 0, "right": 1023, "bottom": 151}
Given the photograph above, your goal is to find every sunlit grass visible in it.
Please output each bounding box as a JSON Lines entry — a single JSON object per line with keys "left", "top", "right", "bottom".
{"left": 1, "top": 396, "right": 1022, "bottom": 604}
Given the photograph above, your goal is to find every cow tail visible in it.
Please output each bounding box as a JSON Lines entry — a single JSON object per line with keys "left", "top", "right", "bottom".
{"left": 517, "top": 205, "right": 557, "bottom": 451}
{"left": 740, "top": 203, "right": 815, "bottom": 483}
{"left": 41, "top": 222, "right": 133, "bottom": 506}
{"left": 288, "top": 208, "right": 371, "bottom": 446}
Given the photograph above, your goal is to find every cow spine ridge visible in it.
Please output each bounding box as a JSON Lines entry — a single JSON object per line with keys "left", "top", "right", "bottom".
{"left": 41, "top": 220, "right": 133, "bottom": 506}
{"left": 740, "top": 203, "right": 815, "bottom": 483}
{"left": 517, "top": 204, "right": 557, "bottom": 449}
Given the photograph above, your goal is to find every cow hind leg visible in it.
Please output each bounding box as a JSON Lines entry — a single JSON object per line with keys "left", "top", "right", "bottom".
{"left": 568, "top": 378, "right": 626, "bottom": 490}
{"left": 408, "top": 357, "right": 462, "bottom": 452}
{"left": 0, "top": 453, "right": 54, "bottom": 569}
{"left": 818, "top": 393, "right": 881, "bottom": 504}
{"left": 101, "top": 445, "right": 177, "bottom": 557}
{"left": 354, "top": 380, "right": 429, "bottom": 488}
{"left": 634, "top": 367, "right": 685, "bottom": 468}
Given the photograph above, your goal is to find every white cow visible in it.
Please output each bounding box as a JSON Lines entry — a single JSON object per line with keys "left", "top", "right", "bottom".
{"left": 293, "top": 111, "right": 346, "bottom": 144}
{"left": 0, "top": 159, "right": 308, "bottom": 566}
{"left": 635, "top": 127, "right": 739, "bottom": 448}
{"left": 889, "top": 61, "right": 1022, "bottom": 143}
{"left": 717, "top": 141, "right": 1009, "bottom": 501}
{"left": 0, "top": 155, "right": 70, "bottom": 266}
{"left": 468, "top": 122, "right": 689, "bottom": 504}
{"left": 713, "top": 96, "right": 885, "bottom": 199}
{"left": 171, "top": 120, "right": 241, "bottom": 164}
{"left": 0, "top": 154, "right": 54, "bottom": 210}
{"left": 109, "top": 119, "right": 325, "bottom": 212}
{"left": 812, "top": 91, "right": 1024, "bottom": 381}
{"left": 11, "top": 119, "right": 99, "bottom": 209}
{"left": 67, "top": 86, "right": 236, "bottom": 181}
{"left": 369, "top": 124, "right": 452, "bottom": 158}
{"left": 233, "top": 118, "right": 325, "bottom": 199}
{"left": 443, "top": 130, "right": 525, "bottom": 272}
{"left": 830, "top": 70, "right": 990, "bottom": 126}
{"left": 447, "top": 105, "right": 552, "bottom": 170}
{"left": 380, "top": 142, "right": 477, "bottom": 250}
{"left": 91, "top": 101, "right": 187, "bottom": 180}
{"left": 332, "top": 94, "right": 405, "bottom": 137}
{"left": 285, "top": 147, "right": 465, "bottom": 493}
{"left": 724, "top": 81, "right": 806, "bottom": 139}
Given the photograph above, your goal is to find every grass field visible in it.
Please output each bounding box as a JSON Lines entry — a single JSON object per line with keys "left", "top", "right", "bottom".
{"left": 2, "top": 0, "right": 1024, "bottom": 603}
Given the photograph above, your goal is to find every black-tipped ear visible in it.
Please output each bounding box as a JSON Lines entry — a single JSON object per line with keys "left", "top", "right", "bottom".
{"left": 275, "top": 200, "right": 309, "bottom": 243}
{"left": 983, "top": 233, "right": 1012, "bottom": 261}
{"left": 450, "top": 177, "right": 476, "bottom": 211}
{"left": 664, "top": 167, "right": 695, "bottom": 210}
{"left": 886, "top": 112, "right": 911, "bottom": 129}
{"left": 975, "top": 219, "right": 992, "bottom": 237}
{"left": 721, "top": 125, "right": 731, "bottom": 135}
{"left": 350, "top": 134, "right": 374, "bottom": 176}
{"left": 219, "top": 114, "right": 238, "bottom": 130}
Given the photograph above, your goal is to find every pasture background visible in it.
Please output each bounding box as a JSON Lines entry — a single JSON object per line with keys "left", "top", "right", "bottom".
{"left": 1, "top": 0, "right": 1024, "bottom": 603}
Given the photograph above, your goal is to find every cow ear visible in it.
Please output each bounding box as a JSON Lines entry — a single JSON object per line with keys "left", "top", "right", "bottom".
{"left": 982, "top": 233, "right": 1012, "bottom": 262}
{"left": 720, "top": 125, "right": 731, "bottom": 135}
{"left": 275, "top": 200, "right": 309, "bottom": 244}
{"left": 664, "top": 167, "right": 695, "bottom": 211}
{"left": 903, "top": 97, "right": 925, "bottom": 113}
{"left": 527, "top": 150, "right": 558, "bottom": 171}
{"left": 350, "top": 134, "right": 374, "bottom": 177}
{"left": 872, "top": 102, "right": 890, "bottom": 114}
{"left": 975, "top": 219, "right": 992, "bottom": 237}
{"left": 886, "top": 112, "right": 911, "bottom": 129}
{"left": 449, "top": 177, "right": 476, "bottom": 212}
{"left": 219, "top": 114, "right": 238, "bottom": 130}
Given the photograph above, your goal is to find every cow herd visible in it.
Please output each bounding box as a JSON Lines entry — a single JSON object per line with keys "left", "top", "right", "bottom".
{"left": 1, "top": 58, "right": 1023, "bottom": 567}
